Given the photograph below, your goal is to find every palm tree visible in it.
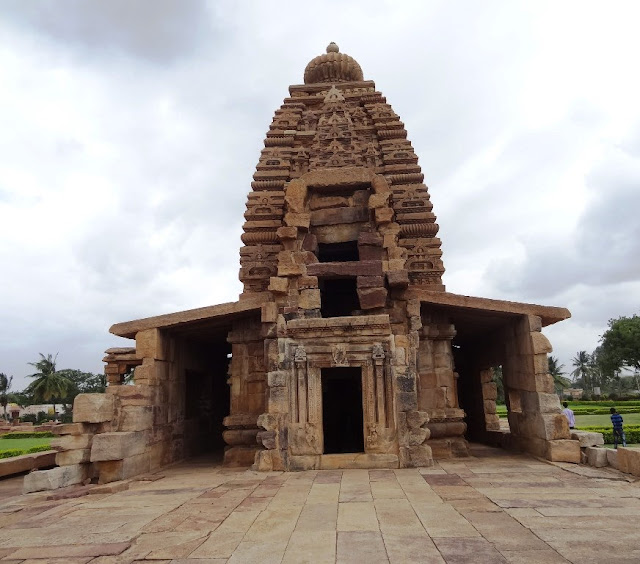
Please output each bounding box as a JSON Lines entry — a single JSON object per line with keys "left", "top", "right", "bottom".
{"left": 26, "top": 353, "right": 71, "bottom": 416}
{"left": 572, "top": 351, "right": 592, "bottom": 393}
{"left": 0, "top": 373, "right": 12, "bottom": 420}
{"left": 548, "top": 356, "right": 570, "bottom": 396}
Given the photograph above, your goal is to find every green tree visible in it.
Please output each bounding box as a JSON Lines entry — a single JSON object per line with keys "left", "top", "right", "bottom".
{"left": 0, "top": 373, "right": 12, "bottom": 420}
{"left": 600, "top": 315, "right": 640, "bottom": 373}
{"left": 548, "top": 356, "right": 570, "bottom": 395}
{"left": 55, "top": 369, "right": 106, "bottom": 405}
{"left": 26, "top": 353, "right": 72, "bottom": 415}
{"left": 571, "top": 351, "right": 592, "bottom": 392}
{"left": 492, "top": 365, "right": 505, "bottom": 404}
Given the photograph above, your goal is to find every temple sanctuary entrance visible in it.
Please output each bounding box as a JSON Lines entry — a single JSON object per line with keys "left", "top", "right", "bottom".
{"left": 181, "top": 339, "right": 231, "bottom": 459}
{"left": 321, "top": 367, "right": 364, "bottom": 454}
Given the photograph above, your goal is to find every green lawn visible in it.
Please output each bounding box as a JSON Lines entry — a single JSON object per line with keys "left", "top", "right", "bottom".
{"left": 0, "top": 437, "right": 51, "bottom": 451}
{"left": 575, "top": 413, "right": 640, "bottom": 427}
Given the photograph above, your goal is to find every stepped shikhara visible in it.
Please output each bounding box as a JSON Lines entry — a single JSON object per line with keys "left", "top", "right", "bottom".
{"left": 38, "top": 44, "right": 576, "bottom": 488}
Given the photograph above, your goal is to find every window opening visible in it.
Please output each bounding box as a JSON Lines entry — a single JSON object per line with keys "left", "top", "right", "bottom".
{"left": 317, "top": 241, "right": 359, "bottom": 263}
{"left": 319, "top": 277, "right": 360, "bottom": 317}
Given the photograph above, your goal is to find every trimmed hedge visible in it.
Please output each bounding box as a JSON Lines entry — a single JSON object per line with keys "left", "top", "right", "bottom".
{"left": 576, "top": 425, "right": 640, "bottom": 444}
{"left": 496, "top": 404, "right": 640, "bottom": 416}
{"left": 1, "top": 431, "right": 54, "bottom": 439}
{"left": 26, "top": 444, "right": 53, "bottom": 454}
{"left": 0, "top": 444, "right": 53, "bottom": 459}
{"left": 0, "top": 449, "right": 23, "bottom": 459}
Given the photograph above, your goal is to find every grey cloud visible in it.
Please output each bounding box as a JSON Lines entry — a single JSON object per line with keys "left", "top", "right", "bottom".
{"left": 488, "top": 137, "right": 640, "bottom": 300}
{"left": 2, "top": 0, "right": 216, "bottom": 63}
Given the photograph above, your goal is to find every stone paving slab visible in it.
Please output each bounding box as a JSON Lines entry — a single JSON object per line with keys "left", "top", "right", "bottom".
{"left": 1, "top": 445, "right": 640, "bottom": 563}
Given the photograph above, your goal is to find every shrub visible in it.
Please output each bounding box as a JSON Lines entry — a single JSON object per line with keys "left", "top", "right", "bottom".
{"left": 26, "top": 444, "right": 53, "bottom": 454}
{"left": 0, "top": 449, "right": 24, "bottom": 459}
{"left": 1, "top": 431, "right": 54, "bottom": 439}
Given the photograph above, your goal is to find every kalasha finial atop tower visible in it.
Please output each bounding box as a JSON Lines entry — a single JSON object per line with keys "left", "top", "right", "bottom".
{"left": 303, "top": 42, "right": 364, "bottom": 84}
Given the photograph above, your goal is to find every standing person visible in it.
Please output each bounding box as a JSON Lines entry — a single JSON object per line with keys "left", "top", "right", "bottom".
{"left": 610, "top": 407, "right": 627, "bottom": 448}
{"left": 562, "top": 401, "right": 575, "bottom": 430}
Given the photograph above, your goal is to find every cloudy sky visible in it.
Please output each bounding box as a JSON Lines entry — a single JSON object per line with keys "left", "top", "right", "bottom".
{"left": 1, "top": 1, "right": 639, "bottom": 390}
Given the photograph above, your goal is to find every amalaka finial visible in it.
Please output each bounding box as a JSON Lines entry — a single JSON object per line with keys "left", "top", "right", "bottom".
{"left": 326, "top": 42, "right": 339, "bottom": 53}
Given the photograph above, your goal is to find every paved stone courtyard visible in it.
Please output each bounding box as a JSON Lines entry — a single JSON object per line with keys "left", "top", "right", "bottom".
{"left": 0, "top": 445, "right": 639, "bottom": 563}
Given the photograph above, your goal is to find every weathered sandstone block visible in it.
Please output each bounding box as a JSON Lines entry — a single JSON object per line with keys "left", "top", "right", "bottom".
{"left": 97, "top": 453, "right": 150, "bottom": 484}
{"left": 23, "top": 464, "right": 87, "bottom": 493}
{"left": 530, "top": 332, "right": 553, "bottom": 354}
{"left": 617, "top": 447, "right": 640, "bottom": 477}
{"left": 90, "top": 432, "right": 146, "bottom": 462}
{"left": 268, "top": 276, "right": 289, "bottom": 293}
{"left": 73, "top": 394, "right": 115, "bottom": 424}
{"left": 120, "top": 406, "right": 153, "bottom": 432}
{"left": 136, "top": 328, "right": 168, "bottom": 360}
{"left": 585, "top": 446, "right": 608, "bottom": 467}
{"left": 386, "top": 270, "right": 409, "bottom": 287}
{"left": 521, "top": 391, "right": 562, "bottom": 414}
{"left": 545, "top": 439, "right": 580, "bottom": 463}
{"left": 56, "top": 448, "right": 91, "bottom": 466}
{"left": 571, "top": 430, "right": 604, "bottom": 448}
{"left": 51, "top": 423, "right": 90, "bottom": 435}
{"left": 51, "top": 434, "right": 93, "bottom": 451}
{"left": 606, "top": 448, "right": 620, "bottom": 470}
{"left": 299, "top": 289, "right": 321, "bottom": 309}
{"left": 0, "top": 451, "right": 55, "bottom": 479}
{"left": 357, "top": 287, "right": 387, "bottom": 309}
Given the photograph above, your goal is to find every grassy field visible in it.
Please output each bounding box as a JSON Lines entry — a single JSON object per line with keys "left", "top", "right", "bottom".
{"left": 0, "top": 437, "right": 51, "bottom": 451}
{"left": 575, "top": 413, "right": 640, "bottom": 427}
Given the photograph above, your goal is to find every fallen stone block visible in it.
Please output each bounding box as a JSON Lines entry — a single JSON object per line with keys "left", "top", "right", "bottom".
{"left": 23, "top": 464, "right": 87, "bottom": 493}
{"left": 90, "top": 432, "right": 146, "bottom": 462}
{"left": 606, "top": 449, "right": 620, "bottom": 470}
{"left": 571, "top": 430, "right": 605, "bottom": 448}
{"left": 545, "top": 439, "right": 581, "bottom": 463}
{"left": 585, "top": 446, "right": 608, "bottom": 467}
{"left": 73, "top": 393, "right": 115, "bottom": 423}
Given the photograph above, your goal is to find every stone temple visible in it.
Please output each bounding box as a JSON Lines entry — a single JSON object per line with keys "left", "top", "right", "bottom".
{"left": 47, "top": 44, "right": 578, "bottom": 484}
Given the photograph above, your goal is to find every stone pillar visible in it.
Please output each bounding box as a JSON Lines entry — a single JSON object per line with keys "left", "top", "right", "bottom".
{"left": 417, "top": 314, "right": 467, "bottom": 459}
{"left": 504, "top": 315, "right": 579, "bottom": 463}
{"left": 224, "top": 320, "right": 266, "bottom": 467}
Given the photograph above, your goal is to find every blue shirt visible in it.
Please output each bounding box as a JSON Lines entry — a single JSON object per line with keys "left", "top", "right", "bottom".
{"left": 611, "top": 413, "right": 624, "bottom": 430}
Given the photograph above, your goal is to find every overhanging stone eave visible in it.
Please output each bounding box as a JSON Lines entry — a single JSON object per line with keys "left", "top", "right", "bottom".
{"left": 109, "top": 298, "right": 264, "bottom": 339}
{"left": 404, "top": 288, "right": 571, "bottom": 327}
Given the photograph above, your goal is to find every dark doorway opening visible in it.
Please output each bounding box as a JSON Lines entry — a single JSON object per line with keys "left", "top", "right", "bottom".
{"left": 319, "top": 277, "right": 360, "bottom": 317}
{"left": 322, "top": 367, "right": 364, "bottom": 454}
{"left": 183, "top": 341, "right": 231, "bottom": 458}
{"left": 317, "top": 241, "right": 359, "bottom": 262}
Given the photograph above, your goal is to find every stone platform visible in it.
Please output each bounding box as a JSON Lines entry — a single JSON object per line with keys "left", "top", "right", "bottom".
{"left": 1, "top": 445, "right": 639, "bottom": 563}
